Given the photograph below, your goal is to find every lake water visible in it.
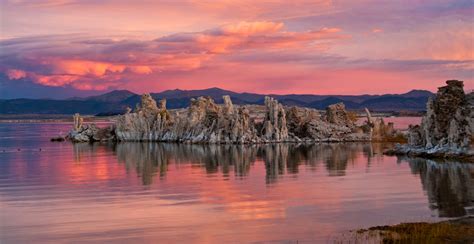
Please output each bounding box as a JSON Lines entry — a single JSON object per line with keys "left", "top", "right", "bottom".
{"left": 0, "top": 122, "right": 473, "bottom": 243}
{"left": 356, "top": 116, "right": 422, "bottom": 129}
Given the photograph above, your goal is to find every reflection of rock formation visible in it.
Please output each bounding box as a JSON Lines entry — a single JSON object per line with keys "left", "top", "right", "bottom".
{"left": 114, "top": 143, "right": 259, "bottom": 183}
{"left": 406, "top": 158, "right": 474, "bottom": 217}
{"left": 73, "top": 142, "right": 115, "bottom": 163}
{"left": 110, "top": 142, "right": 388, "bottom": 185}
{"left": 322, "top": 144, "right": 359, "bottom": 176}
{"left": 115, "top": 143, "right": 170, "bottom": 185}
{"left": 262, "top": 144, "right": 376, "bottom": 181}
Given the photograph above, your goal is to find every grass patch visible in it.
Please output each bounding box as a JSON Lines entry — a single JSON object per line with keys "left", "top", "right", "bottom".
{"left": 355, "top": 217, "right": 474, "bottom": 244}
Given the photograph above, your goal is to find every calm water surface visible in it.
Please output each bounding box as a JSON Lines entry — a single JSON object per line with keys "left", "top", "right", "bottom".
{"left": 357, "top": 116, "right": 422, "bottom": 129}
{"left": 0, "top": 122, "right": 473, "bottom": 243}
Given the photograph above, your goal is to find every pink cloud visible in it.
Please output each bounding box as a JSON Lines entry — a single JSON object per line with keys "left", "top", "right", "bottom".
{"left": 50, "top": 59, "right": 126, "bottom": 76}
{"left": 6, "top": 69, "right": 26, "bottom": 79}
{"left": 2, "top": 22, "right": 346, "bottom": 91}
{"left": 33, "top": 74, "right": 79, "bottom": 87}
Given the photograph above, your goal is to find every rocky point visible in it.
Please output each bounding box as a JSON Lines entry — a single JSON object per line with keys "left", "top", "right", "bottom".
{"left": 386, "top": 80, "right": 473, "bottom": 161}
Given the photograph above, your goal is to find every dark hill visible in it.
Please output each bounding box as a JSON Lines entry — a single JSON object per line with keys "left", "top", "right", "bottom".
{"left": 0, "top": 87, "right": 434, "bottom": 115}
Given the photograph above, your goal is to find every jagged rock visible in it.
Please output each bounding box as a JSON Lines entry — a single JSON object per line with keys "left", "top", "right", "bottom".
{"left": 69, "top": 94, "right": 376, "bottom": 144}
{"left": 363, "top": 108, "right": 398, "bottom": 141}
{"left": 262, "top": 97, "right": 288, "bottom": 141}
{"left": 386, "top": 80, "right": 473, "bottom": 161}
{"left": 409, "top": 80, "right": 471, "bottom": 149}
{"left": 158, "top": 99, "right": 166, "bottom": 110}
{"left": 115, "top": 95, "right": 261, "bottom": 143}
{"left": 467, "top": 92, "right": 474, "bottom": 135}
{"left": 222, "top": 95, "right": 234, "bottom": 115}
{"left": 326, "top": 103, "right": 354, "bottom": 127}
{"left": 67, "top": 123, "right": 115, "bottom": 143}
{"left": 286, "top": 107, "right": 310, "bottom": 138}
{"left": 115, "top": 94, "right": 170, "bottom": 141}
{"left": 73, "top": 113, "right": 83, "bottom": 131}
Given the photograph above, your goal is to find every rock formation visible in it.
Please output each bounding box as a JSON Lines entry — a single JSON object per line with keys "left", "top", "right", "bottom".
{"left": 467, "top": 91, "right": 474, "bottom": 136}
{"left": 326, "top": 103, "right": 353, "bottom": 127}
{"left": 73, "top": 113, "right": 83, "bottom": 131}
{"left": 115, "top": 93, "right": 171, "bottom": 141}
{"left": 363, "top": 108, "right": 397, "bottom": 141}
{"left": 66, "top": 93, "right": 396, "bottom": 144}
{"left": 386, "top": 80, "right": 473, "bottom": 161}
{"left": 114, "top": 95, "right": 291, "bottom": 143}
{"left": 410, "top": 80, "right": 471, "bottom": 148}
{"left": 67, "top": 113, "right": 115, "bottom": 142}
{"left": 262, "top": 97, "right": 289, "bottom": 141}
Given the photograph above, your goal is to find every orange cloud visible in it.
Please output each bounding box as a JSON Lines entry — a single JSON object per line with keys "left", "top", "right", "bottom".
{"left": 220, "top": 21, "right": 284, "bottom": 35}
{"left": 33, "top": 74, "right": 79, "bottom": 87}
{"left": 164, "top": 22, "right": 346, "bottom": 54}
{"left": 127, "top": 65, "right": 153, "bottom": 74}
{"left": 2, "top": 21, "right": 346, "bottom": 90}
{"left": 50, "top": 60, "right": 126, "bottom": 77}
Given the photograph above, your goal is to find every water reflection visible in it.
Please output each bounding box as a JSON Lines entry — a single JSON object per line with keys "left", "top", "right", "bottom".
{"left": 107, "top": 143, "right": 381, "bottom": 184}
{"left": 79, "top": 142, "right": 474, "bottom": 218}
{"left": 404, "top": 157, "right": 474, "bottom": 217}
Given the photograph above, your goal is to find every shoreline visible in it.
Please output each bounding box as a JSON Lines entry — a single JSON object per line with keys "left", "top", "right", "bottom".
{"left": 342, "top": 217, "right": 474, "bottom": 243}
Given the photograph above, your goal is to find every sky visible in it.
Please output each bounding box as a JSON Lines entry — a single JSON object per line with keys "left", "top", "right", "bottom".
{"left": 0, "top": 0, "right": 473, "bottom": 98}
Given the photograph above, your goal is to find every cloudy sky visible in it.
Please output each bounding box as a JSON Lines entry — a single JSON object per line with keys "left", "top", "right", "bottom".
{"left": 0, "top": 0, "right": 472, "bottom": 98}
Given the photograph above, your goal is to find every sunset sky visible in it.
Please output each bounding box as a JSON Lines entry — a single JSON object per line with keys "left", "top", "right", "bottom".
{"left": 0, "top": 0, "right": 473, "bottom": 98}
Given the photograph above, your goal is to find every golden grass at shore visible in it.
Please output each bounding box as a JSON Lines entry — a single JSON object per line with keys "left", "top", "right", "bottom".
{"left": 346, "top": 217, "right": 474, "bottom": 244}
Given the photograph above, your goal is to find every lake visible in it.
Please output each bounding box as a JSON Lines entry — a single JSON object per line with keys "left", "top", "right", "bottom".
{"left": 0, "top": 122, "right": 472, "bottom": 243}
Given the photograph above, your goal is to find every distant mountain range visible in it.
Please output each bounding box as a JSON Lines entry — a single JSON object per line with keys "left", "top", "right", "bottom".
{"left": 0, "top": 87, "right": 434, "bottom": 115}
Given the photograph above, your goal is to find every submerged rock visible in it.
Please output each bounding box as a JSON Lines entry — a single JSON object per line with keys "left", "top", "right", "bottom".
{"left": 50, "top": 136, "right": 65, "bottom": 142}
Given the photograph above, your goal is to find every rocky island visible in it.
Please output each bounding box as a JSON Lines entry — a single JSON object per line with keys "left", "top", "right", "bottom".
{"left": 63, "top": 80, "right": 473, "bottom": 162}
{"left": 66, "top": 94, "right": 398, "bottom": 144}
{"left": 385, "top": 80, "right": 474, "bottom": 161}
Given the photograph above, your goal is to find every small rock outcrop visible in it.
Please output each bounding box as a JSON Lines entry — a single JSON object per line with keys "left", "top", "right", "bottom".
{"left": 386, "top": 80, "right": 473, "bottom": 161}
{"left": 66, "top": 113, "right": 115, "bottom": 142}
{"left": 363, "top": 108, "right": 398, "bottom": 141}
